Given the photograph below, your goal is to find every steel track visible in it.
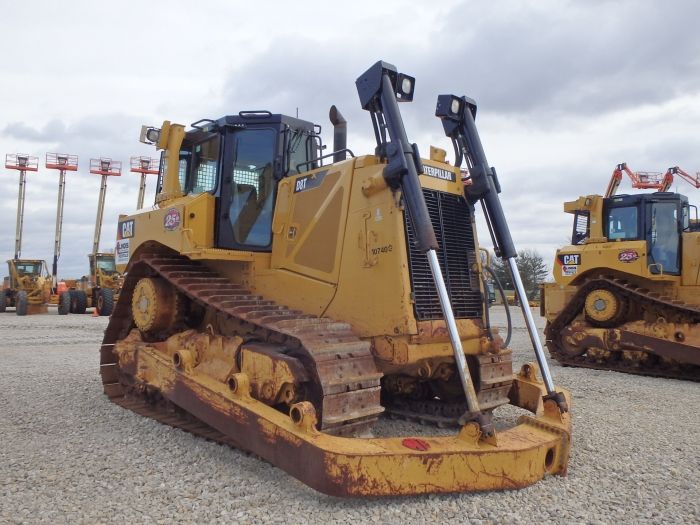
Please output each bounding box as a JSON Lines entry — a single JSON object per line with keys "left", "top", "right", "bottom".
{"left": 100, "top": 247, "right": 384, "bottom": 437}
{"left": 546, "top": 275, "right": 700, "bottom": 381}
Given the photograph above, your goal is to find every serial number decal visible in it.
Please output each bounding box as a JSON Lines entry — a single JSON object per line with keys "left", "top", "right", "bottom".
{"left": 557, "top": 253, "right": 581, "bottom": 266}
{"left": 371, "top": 244, "right": 393, "bottom": 256}
{"left": 294, "top": 170, "right": 328, "bottom": 193}
{"left": 618, "top": 250, "right": 639, "bottom": 263}
{"left": 118, "top": 219, "right": 134, "bottom": 239}
{"left": 164, "top": 208, "right": 181, "bottom": 230}
{"left": 422, "top": 165, "right": 456, "bottom": 182}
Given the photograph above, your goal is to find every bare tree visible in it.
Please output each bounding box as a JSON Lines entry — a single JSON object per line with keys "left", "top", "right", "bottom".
{"left": 516, "top": 249, "right": 550, "bottom": 300}
{"left": 489, "top": 249, "right": 549, "bottom": 300}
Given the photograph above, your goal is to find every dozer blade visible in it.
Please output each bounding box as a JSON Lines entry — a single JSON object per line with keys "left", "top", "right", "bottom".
{"left": 114, "top": 343, "right": 571, "bottom": 497}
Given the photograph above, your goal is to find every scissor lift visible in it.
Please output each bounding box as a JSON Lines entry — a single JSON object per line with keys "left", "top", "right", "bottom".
{"left": 130, "top": 156, "right": 159, "bottom": 209}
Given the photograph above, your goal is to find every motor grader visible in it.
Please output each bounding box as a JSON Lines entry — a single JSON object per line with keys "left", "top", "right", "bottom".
{"left": 59, "top": 253, "right": 123, "bottom": 316}
{"left": 2, "top": 154, "right": 50, "bottom": 315}
{"left": 58, "top": 156, "right": 124, "bottom": 316}
{"left": 0, "top": 259, "right": 51, "bottom": 316}
{"left": 543, "top": 191, "right": 700, "bottom": 380}
{"left": 101, "top": 61, "right": 571, "bottom": 497}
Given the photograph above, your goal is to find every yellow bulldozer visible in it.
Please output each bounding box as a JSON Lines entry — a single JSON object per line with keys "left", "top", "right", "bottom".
{"left": 101, "top": 61, "right": 571, "bottom": 496}
{"left": 543, "top": 191, "right": 700, "bottom": 380}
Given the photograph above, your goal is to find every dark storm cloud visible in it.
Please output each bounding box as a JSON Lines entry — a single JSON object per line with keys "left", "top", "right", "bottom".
{"left": 424, "top": 0, "right": 700, "bottom": 116}
{"left": 217, "top": 1, "right": 700, "bottom": 151}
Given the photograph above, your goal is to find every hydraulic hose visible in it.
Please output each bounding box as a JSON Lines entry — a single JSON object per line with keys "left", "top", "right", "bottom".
{"left": 483, "top": 264, "right": 512, "bottom": 348}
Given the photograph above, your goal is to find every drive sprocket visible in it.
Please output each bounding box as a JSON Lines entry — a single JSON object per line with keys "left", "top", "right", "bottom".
{"left": 131, "top": 277, "right": 182, "bottom": 335}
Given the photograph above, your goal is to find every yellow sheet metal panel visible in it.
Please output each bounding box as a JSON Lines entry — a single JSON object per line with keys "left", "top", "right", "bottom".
{"left": 271, "top": 164, "right": 352, "bottom": 283}
{"left": 115, "top": 193, "right": 215, "bottom": 272}
{"left": 681, "top": 232, "right": 700, "bottom": 286}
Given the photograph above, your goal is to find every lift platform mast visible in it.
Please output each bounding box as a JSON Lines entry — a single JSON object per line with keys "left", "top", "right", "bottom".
{"left": 89, "top": 158, "right": 122, "bottom": 256}
{"left": 46, "top": 153, "right": 78, "bottom": 288}
{"left": 5, "top": 154, "right": 39, "bottom": 260}
{"left": 130, "top": 156, "right": 159, "bottom": 209}
{"left": 605, "top": 162, "right": 673, "bottom": 197}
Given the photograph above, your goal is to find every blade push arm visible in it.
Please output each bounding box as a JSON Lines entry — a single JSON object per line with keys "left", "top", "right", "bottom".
{"left": 435, "top": 94, "right": 567, "bottom": 412}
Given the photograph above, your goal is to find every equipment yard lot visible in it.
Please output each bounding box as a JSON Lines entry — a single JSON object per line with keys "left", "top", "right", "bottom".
{"left": 1, "top": 307, "right": 697, "bottom": 524}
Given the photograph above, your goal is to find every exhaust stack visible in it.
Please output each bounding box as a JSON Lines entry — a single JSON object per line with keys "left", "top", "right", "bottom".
{"left": 329, "top": 105, "right": 347, "bottom": 163}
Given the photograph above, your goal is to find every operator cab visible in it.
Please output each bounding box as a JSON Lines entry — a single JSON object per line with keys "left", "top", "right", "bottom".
{"left": 603, "top": 192, "right": 690, "bottom": 275}
{"left": 90, "top": 253, "right": 117, "bottom": 275}
{"left": 12, "top": 260, "right": 44, "bottom": 276}
{"left": 156, "top": 112, "right": 321, "bottom": 252}
{"left": 7, "top": 260, "right": 47, "bottom": 288}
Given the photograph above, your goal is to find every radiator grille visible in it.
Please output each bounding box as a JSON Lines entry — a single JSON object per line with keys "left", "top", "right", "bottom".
{"left": 404, "top": 189, "right": 482, "bottom": 320}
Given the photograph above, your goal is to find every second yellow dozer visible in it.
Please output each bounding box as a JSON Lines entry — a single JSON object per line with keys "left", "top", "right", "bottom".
{"left": 101, "top": 61, "right": 571, "bottom": 496}
{"left": 543, "top": 191, "right": 700, "bottom": 381}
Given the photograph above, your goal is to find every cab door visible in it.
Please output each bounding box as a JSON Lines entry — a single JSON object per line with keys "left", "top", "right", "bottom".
{"left": 648, "top": 201, "right": 680, "bottom": 275}
{"left": 217, "top": 127, "right": 279, "bottom": 251}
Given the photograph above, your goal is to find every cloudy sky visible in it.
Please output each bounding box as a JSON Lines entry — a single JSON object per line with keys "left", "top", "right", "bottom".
{"left": 1, "top": 0, "right": 699, "bottom": 279}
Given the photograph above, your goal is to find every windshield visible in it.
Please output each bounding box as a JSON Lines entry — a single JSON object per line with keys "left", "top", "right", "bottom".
{"left": 15, "top": 262, "right": 42, "bottom": 276}
{"left": 607, "top": 206, "right": 638, "bottom": 240}
{"left": 96, "top": 257, "right": 116, "bottom": 273}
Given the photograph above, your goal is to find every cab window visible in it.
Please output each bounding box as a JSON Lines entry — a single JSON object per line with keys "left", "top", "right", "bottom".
{"left": 154, "top": 152, "right": 189, "bottom": 196}
{"left": 178, "top": 152, "right": 191, "bottom": 191}
{"left": 287, "top": 132, "right": 312, "bottom": 176}
{"left": 649, "top": 202, "right": 679, "bottom": 274}
{"left": 572, "top": 211, "right": 590, "bottom": 245}
{"left": 228, "top": 129, "right": 277, "bottom": 247}
{"left": 607, "top": 206, "right": 638, "bottom": 240}
{"left": 16, "top": 263, "right": 41, "bottom": 275}
{"left": 190, "top": 136, "right": 219, "bottom": 193}
{"left": 96, "top": 257, "right": 116, "bottom": 273}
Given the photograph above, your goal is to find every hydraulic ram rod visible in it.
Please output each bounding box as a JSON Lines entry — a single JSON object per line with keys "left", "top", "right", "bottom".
{"left": 436, "top": 94, "right": 566, "bottom": 411}
{"left": 357, "top": 62, "right": 488, "bottom": 427}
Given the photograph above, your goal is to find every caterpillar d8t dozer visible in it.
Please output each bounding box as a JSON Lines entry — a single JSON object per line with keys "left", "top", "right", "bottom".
{"left": 101, "top": 61, "right": 571, "bottom": 497}
{"left": 543, "top": 191, "right": 700, "bottom": 380}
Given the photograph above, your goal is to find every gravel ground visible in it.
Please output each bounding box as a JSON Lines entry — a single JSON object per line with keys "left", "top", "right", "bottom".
{"left": 1, "top": 307, "right": 698, "bottom": 524}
